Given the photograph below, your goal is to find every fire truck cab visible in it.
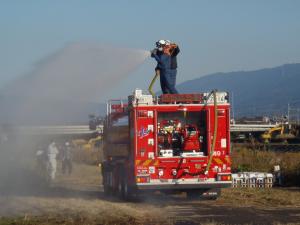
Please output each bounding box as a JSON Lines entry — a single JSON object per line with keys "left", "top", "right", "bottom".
{"left": 102, "top": 89, "right": 231, "bottom": 199}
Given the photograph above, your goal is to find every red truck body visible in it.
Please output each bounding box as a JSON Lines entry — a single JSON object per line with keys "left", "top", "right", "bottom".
{"left": 102, "top": 90, "right": 231, "bottom": 199}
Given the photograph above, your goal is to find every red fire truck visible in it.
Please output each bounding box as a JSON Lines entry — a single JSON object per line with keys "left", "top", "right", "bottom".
{"left": 101, "top": 89, "right": 231, "bottom": 199}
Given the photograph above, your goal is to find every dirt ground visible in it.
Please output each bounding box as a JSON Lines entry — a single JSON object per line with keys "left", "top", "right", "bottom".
{"left": 0, "top": 162, "right": 300, "bottom": 225}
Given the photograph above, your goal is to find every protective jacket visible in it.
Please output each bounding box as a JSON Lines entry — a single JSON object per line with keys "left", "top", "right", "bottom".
{"left": 151, "top": 50, "right": 178, "bottom": 94}
{"left": 170, "top": 46, "right": 180, "bottom": 69}
{"left": 47, "top": 143, "right": 58, "bottom": 160}
{"left": 151, "top": 50, "right": 171, "bottom": 70}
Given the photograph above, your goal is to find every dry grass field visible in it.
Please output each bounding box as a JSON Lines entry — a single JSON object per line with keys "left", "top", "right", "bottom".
{"left": 1, "top": 140, "right": 300, "bottom": 225}
{"left": 0, "top": 162, "right": 300, "bottom": 225}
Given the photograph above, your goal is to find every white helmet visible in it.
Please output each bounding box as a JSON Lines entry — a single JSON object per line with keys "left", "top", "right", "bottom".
{"left": 158, "top": 39, "right": 166, "bottom": 45}
{"left": 65, "top": 142, "right": 70, "bottom": 146}
{"left": 156, "top": 39, "right": 166, "bottom": 48}
{"left": 165, "top": 40, "right": 171, "bottom": 45}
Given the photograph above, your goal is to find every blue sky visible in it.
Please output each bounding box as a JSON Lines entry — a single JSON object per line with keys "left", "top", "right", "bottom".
{"left": 1, "top": 0, "right": 300, "bottom": 97}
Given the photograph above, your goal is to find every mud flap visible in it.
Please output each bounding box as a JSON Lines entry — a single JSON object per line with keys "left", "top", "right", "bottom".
{"left": 187, "top": 188, "right": 220, "bottom": 200}
{"left": 201, "top": 188, "right": 221, "bottom": 200}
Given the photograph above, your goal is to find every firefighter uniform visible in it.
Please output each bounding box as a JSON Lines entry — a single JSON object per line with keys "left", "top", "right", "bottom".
{"left": 151, "top": 49, "right": 178, "bottom": 94}
{"left": 47, "top": 142, "right": 59, "bottom": 180}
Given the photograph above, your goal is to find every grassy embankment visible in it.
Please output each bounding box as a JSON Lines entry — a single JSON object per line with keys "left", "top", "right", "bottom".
{"left": 231, "top": 146, "right": 300, "bottom": 186}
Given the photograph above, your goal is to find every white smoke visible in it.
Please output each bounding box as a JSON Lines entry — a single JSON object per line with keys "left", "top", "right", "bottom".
{"left": 0, "top": 43, "right": 150, "bottom": 125}
{"left": 0, "top": 42, "right": 150, "bottom": 203}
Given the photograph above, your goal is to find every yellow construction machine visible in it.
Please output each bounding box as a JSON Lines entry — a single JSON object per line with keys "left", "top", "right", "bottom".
{"left": 261, "top": 124, "right": 296, "bottom": 143}
{"left": 72, "top": 135, "right": 102, "bottom": 151}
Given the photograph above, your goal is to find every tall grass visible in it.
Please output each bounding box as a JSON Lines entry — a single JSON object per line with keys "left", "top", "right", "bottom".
{"left": 72, "top": 147, "right": 101, "bottom": 165}
{"left": 231, "top": 146, "right": 300, "bottom": 186}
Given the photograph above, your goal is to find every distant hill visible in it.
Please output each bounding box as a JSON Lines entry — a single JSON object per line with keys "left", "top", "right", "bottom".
{"left": 2, "top": 63, "right": 300, "bottom": 125}
{"left": 177, "top": 63, "right": 300, "bottom": 117}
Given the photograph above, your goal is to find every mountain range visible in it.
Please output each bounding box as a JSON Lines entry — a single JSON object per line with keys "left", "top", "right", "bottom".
{"left": 1, "top": 63, "right": 299, "bottom": 125}
{"left": 177, "top": 63, "right": 300, "bottom": 118}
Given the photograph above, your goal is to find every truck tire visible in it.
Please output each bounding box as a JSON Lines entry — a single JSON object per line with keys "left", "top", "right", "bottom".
{"left": 122, "top": 173, "right": 137, "bottom": 201}
{"left": 117, "top": 171, "right": 125, "bottom": 199}
{"left": 123, "top": 179, "right": 131, "bottom": 200}
{"left": 103, "top": 183, "right": 110, "bottom": 195}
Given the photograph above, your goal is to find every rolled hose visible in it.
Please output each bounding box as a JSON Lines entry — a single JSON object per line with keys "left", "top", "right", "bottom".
{"left": 204, "top": 90, "right": 218, "bottom": 174}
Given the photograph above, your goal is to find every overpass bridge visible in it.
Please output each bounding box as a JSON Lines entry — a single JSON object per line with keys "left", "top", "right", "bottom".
{"left": 3, "top": 124, "right": 275, "bottom": 136}
{"left": 230, "top": 124, "right": 276, "bottom": 132}
{"left": 8, "top": 125, "right": 103, "bottom": 135}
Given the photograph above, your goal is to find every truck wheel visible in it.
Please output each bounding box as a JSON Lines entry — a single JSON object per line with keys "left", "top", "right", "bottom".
{"left": 123, "top": 180, "right": 130, "bottom": 200}
{"left": 123, "top": 177, "right": 138, "bottom": 201}
{"left": 118, "top": 171, "right": 136, "bottom": 201}
{"left": 103, "top": 183, "right": 110, "bottom": 195}
{"left": 117, "top": 177, "right": 124, "bottom": 199}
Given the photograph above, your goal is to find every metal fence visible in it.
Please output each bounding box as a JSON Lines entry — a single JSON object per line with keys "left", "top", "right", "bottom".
{"left": 232, "top": 172, "right": 273, "bottom": 188}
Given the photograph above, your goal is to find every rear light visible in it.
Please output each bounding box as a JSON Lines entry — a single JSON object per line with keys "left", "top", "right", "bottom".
{"left": 218, "top": 109, "right": 225, "bottom": 116}
{"left": 136, "top": 176, "right": 150, "bottom": 183}
{"left": 217, "top": 174, "right": 231, "bottom": 181}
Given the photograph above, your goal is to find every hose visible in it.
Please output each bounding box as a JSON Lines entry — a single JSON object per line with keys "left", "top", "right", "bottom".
{"left": 148, "top": 70, "right": 160, "bottom": 97}
{"left": 204, "top": 90, "right": 218, "bottom": 174}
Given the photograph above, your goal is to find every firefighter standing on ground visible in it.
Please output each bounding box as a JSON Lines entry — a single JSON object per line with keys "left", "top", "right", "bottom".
{"left": 47, "top": 141, "right": 59, "bottom": 180}
{"left": 62, "top": 141, "right": 73, "bottom": 175}
{"left": 36, "top": 145, "right": 47, "bottom": 175}
{"left": 151, "top": 40, "right": 180, "bottom": 94}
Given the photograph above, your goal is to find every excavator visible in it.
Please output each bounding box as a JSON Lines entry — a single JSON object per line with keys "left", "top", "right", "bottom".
{"left": 261, "top": 123, "right": 298, "bottom": 143}
{"left": 72, "top": 135, "right": 102, "bottom": 151}
{"left": 71, "top": 115, "right": 103, "bottom": 151}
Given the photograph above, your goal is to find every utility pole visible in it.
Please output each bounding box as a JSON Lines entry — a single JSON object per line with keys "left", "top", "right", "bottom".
{"left": 231, "top": 92, "right": 235, "bottom": 124}
{"left": 297, "top": 108, "right": 300, "bottom": 125}
{"left": 287, "top": 103, "right": 290, "bottom": 124}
